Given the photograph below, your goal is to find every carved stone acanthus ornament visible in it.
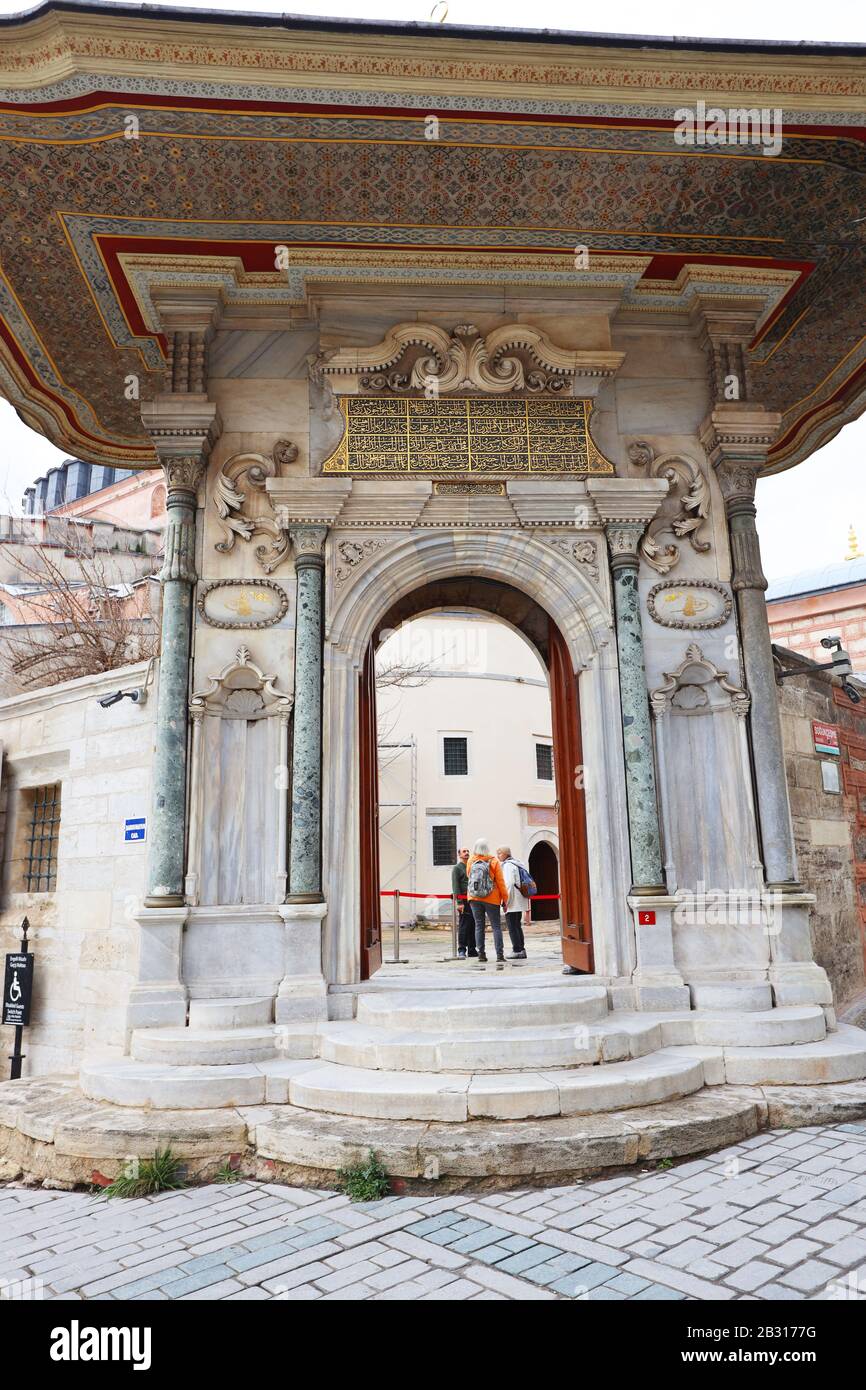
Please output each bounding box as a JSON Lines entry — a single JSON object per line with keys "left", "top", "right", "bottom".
{"left": 627, "top": 441, "right": 711, "bottom": 575}
{"left": 162, "top": 455, "right": 207, "bottom": 498}
{"left": 650, "top": 643, "right": 750, "bottom": 721}
{"left": 213, "top": 440, "right": 298, "bottom": 573}
{"left": 543, "top": 536, "right": 600, "bottom": 582}
{"left": 334, "top": 537, "right": 388, "bottom": 584}
{"left": 316, "top": 322, "right": 624, "bottom": 396}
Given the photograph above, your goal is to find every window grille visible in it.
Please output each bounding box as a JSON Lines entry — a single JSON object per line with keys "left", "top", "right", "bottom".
{"left": 536, "top": 743, "right": 554, "bottom": 781}
{"left": 25, "top": 783, "right": 60, "bottom": 892}
{"left": 432, "top": 824, "right": 457, "bottom": 866}
{"left": 443, "top": 736, "right": 468, "bottom": 776}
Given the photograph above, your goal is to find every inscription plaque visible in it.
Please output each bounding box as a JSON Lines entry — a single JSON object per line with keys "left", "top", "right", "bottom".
{"left": 322, "top": 397, "right": 614, "bottom": 475}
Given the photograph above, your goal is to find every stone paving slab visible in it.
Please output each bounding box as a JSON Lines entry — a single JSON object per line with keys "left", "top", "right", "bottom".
{"left": 3, "top": 1121, "right": 866, "bottom": 1301}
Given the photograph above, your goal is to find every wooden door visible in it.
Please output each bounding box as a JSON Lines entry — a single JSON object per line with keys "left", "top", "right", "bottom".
{"left": 529, "top": 841, "right": 560, "bottom": 922}
{"left": 548, "top": 618, "right": 594, "bottom": 972}
{"left": 359, "top": 643, "right": 382, "bottom": 978}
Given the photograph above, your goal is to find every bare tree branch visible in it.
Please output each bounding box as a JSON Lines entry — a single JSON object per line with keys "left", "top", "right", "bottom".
{"left": 0, "top": 536, "right": 159, "bottom": 691}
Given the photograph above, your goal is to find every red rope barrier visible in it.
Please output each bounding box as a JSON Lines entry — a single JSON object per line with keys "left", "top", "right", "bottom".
{"left": 379, "top": 890, "right": 561, "bottom": 901}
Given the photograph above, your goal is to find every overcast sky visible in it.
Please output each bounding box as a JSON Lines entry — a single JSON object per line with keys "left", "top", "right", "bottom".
{"left": 1, "top": 0, "right": 864, "bottom": 579}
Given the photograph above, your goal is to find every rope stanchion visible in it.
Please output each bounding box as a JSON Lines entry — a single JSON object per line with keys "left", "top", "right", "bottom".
{"left": 383, "top": 889, "right": 408, "bottom": 965}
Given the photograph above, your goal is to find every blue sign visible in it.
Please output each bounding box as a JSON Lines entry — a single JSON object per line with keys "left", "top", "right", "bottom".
{"left": 124, "top": 817, "right": 147, "bottom": 843}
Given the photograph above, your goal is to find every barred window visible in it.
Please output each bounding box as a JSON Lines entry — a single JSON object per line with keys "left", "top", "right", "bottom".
{"left": 442, "top": 736, "right": 468, "bottom": 776}
{"left": 432, "top": 824, "right": 457, "bottom": 867}
{"left": 536, "top": 743, "right": 554, "bottom": 781}
{"left": 25, "top": 784, "right": 60, "bottom": 893}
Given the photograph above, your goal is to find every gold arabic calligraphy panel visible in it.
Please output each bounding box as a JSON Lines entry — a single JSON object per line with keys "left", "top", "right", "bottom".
{"left": 322, "top": 397, "right": 614, "bottom": 475}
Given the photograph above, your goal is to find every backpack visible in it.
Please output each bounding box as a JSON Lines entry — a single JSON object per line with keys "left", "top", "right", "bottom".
{"left": 515, "top": 861, "right": 538, "bottom": 898}
{"left": 468, "top": 857, "right": 493, "bottom": 897}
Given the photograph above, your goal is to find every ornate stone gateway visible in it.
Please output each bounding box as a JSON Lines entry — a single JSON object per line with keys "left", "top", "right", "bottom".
{"left": 4, "top": 9, "right": 866, "bottom": 1187}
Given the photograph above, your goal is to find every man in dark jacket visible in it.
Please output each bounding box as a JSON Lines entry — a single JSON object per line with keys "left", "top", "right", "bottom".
{"left": 451, "top": 848, "right": 477, "bottom": 958}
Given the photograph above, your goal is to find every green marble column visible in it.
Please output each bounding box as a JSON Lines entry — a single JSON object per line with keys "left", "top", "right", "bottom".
{"left": 287, "top": 525, "right": 326, "bottom": 902}
{"left": 715, "top": 458, "right": 800, "bottom": 887}
{"left": 144, "top": 456, "right": 204, "bottom": 906}
{"left": 606, "top": 523, "right": 666, "bottom": 894}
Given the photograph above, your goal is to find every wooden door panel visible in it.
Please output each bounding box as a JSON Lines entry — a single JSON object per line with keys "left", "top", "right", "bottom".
{"left": 359, "top": 643, "right": 382, "bottom": 979}
{"left": 548, "top": 619, "right": 594, "bottom": 973}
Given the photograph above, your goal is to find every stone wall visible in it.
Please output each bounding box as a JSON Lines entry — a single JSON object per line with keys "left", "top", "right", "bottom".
{"left": 777, "top": 647, "right": 866, "bottom": 1006}
{"left": 0, "top": 662, "right": 155, "bottom": 1075}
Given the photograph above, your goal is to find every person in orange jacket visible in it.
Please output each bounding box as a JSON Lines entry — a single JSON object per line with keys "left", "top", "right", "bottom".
{"left": 466, "top": 837, "right": 508, "bottom": 966}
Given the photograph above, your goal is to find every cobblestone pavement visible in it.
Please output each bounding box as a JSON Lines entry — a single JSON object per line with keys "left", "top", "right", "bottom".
{"left": 3, "top": 1123, "right": 866, "bottom": 1302}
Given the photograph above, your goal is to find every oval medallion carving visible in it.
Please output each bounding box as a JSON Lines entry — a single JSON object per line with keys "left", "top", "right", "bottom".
{"left": 197, "top": 579, "right": 289, "bottom": 629}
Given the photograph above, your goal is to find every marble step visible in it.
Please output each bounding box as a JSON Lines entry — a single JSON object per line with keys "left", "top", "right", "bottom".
{"left": 318, "top": 1018, "right": 661, "bottom": 1072}
{"left": 187, "top": 997, "right": 273, "bottom": 1030}
{"left": 287, "top": 1051, "right": 706, "bottom": 1122}
{"left": 661, "top": 1006, "right": 827, "bottom": 1050}
{"left": 131, "top": 1026, "right": 281, "bottom": 1066}
{"left": 355, "top": 984, "right": 610, "bottom": 1032}
{"left": 80, "top": 1060, "right": 269, "bottom": 1110}
{"left": 318, "top": 1006, "right": 827, "bottom": 1073}
{"left": 721, "top": 1025, "right": 866, "bottom": 1086}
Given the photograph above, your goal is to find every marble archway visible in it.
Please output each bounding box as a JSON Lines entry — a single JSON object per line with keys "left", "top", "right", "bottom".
{"left": 321, "top": 528, "right": 632, "bottom": 987}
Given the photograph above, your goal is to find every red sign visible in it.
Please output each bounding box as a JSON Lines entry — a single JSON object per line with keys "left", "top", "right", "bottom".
{"left": 812, "top": 721, "right": 840, "bottom": 755}
{"left": 638, "top": 910, "right": 656, "bottom": 926}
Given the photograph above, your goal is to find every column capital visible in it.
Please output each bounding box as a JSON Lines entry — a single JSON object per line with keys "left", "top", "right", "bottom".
{"left": 291, "top": 524, "right": 328, "bottom": 565}
{"left": 604, "top": 521, "right": 645, "bottom": 570}
{"left": 141, "top": 395, "right": 221, "bottom": 480}
{"left": 161, "top": 455, "right": 208, "bottom": 500}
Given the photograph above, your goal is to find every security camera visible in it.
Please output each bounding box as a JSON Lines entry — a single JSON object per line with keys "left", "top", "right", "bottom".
{"left": 818, "top": 636, "right": 853, "bottom": 676}
{"left": 97, "top": 687, "right": 147, "bottom": 709}
{"left": 843, "top": 680, "right": 862, "bottom": 704}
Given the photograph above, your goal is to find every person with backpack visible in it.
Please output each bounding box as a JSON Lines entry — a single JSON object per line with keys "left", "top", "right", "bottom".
{"left": 497, "top": 845, "right": 533, "bottom": 960}
{"left": 451, "top": 847, "right": 477, "bottom": 959}
{"left": 466, "top": 837, "right": 508, "bottom": 965}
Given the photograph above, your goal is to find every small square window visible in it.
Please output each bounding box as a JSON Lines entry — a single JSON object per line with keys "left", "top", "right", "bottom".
{"left": 432, "top": 824, "right": 457, "bottom": 867}
{"left": 443, "top": 736, "right": 468, "bottom": 776}
{"left": 24, "top": 783, "right": 61, "bottom": 893}
{"left": 536, "top": 743, "right": 554, "bottom": 781}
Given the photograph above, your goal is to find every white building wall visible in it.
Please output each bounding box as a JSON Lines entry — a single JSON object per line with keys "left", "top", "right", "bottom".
{"left": 0, "top": 662, "right": 155, "bottom": 1075}
{"left": 376, "top": 613, "right": 557, "bottom": 919}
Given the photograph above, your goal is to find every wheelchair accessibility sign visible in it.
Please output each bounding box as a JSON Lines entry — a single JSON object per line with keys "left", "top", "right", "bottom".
{"left": 3, "top": 952, "right": 34, "bottom": 1027}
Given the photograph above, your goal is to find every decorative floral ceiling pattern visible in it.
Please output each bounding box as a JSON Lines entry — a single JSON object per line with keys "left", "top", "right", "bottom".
{"left": 0, "top": 8, "right": 864, "bottom": 468}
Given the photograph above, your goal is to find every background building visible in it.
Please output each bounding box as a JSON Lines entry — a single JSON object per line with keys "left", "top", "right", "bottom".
{"left": 376, "top": 613, "right": 558, "bottom": 922}
{"left": 23, "top": 458, "right": 166, "bottom": 528}
{"left": 767, "top": 530, "right": 866, "bottom": 675}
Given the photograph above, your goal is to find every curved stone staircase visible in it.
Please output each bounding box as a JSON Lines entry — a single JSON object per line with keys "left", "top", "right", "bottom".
{"left": 79, "top": 974, "right": 866, "bottom": 1123}
{"left": 5, "top": 970, "right": 866, "bottom": 1187}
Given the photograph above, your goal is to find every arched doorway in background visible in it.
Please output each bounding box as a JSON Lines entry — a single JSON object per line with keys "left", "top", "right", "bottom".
{"left": 358, "top": 576, "right": 593, "bottom": 979}
{"left": 529, "top": 841, "right": 560, "bottom": 922}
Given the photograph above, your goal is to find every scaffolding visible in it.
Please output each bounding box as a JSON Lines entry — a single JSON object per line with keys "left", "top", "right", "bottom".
{"left": 378, "top": 737, "right": 417, "bottom": 927}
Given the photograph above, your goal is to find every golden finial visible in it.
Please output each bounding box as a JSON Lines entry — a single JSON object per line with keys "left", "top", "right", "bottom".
{"left": 845, "top": 524, "right": 863, "bottom": 561}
